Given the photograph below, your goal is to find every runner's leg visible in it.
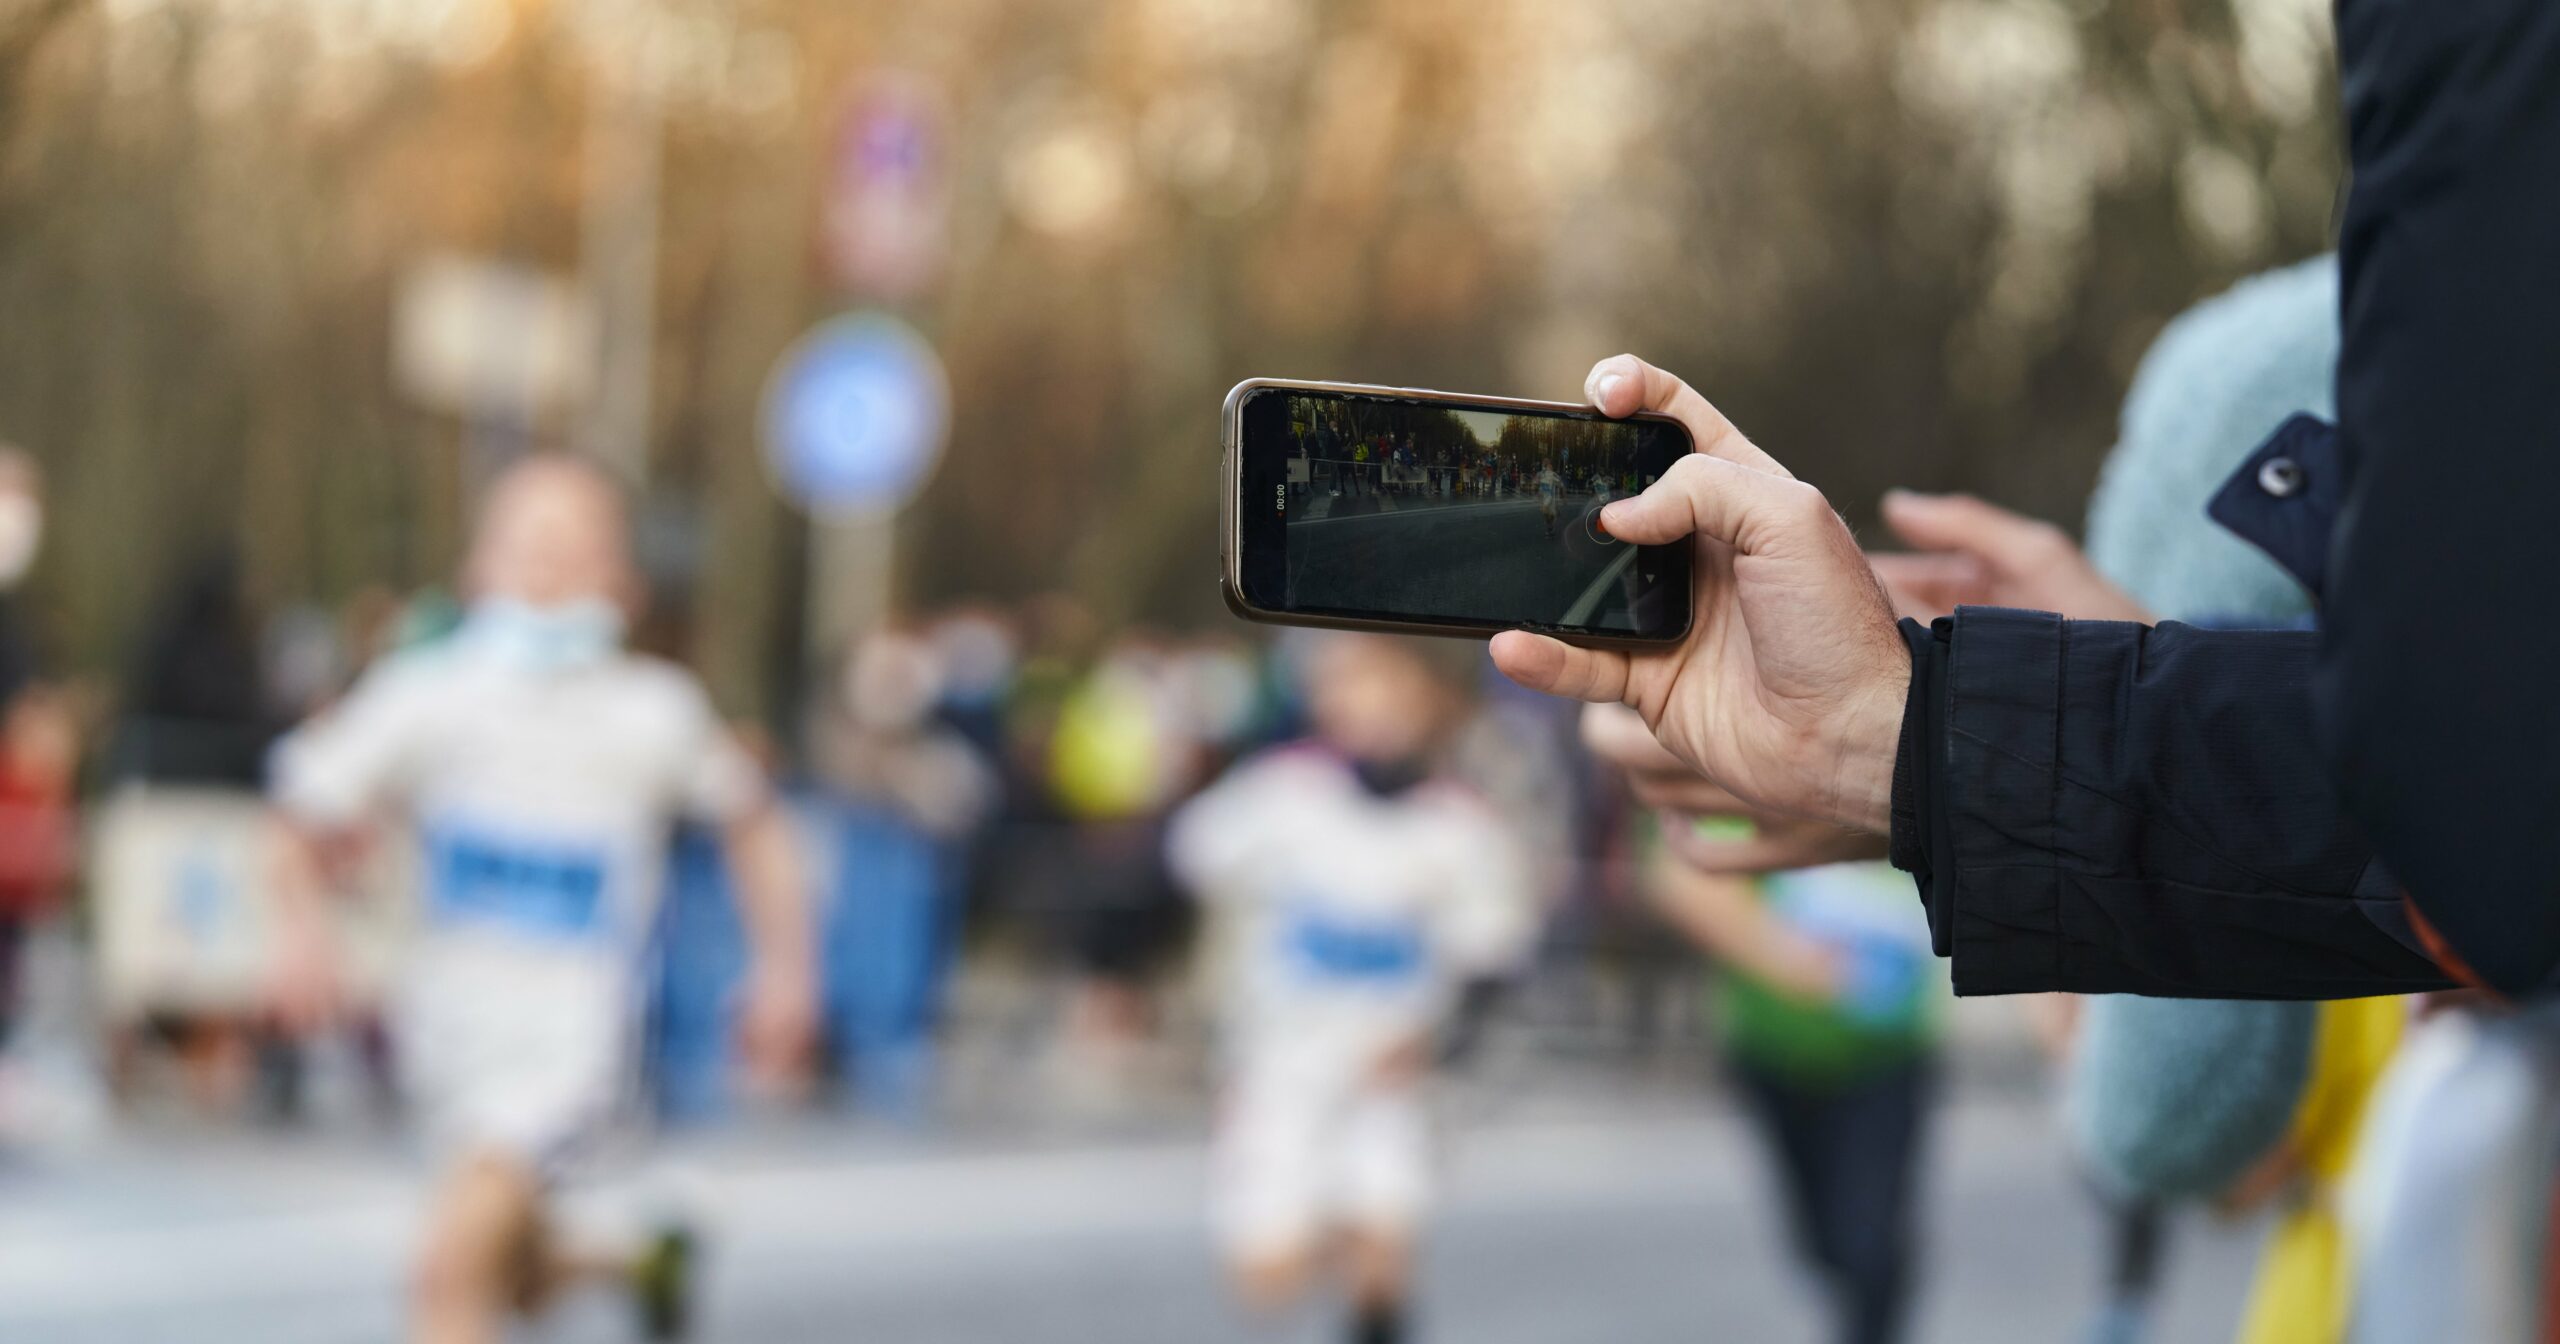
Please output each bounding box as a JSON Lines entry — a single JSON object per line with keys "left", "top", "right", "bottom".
{"left": 413, "top": 1151, "right": 543, "bottom": 1344}
{"left": 1341, "top": 1225, "right": 1413, "bottom": 1344}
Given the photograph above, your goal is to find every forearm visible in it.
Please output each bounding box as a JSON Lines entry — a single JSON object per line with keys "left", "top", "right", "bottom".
{"left": 1891, "top": 611, "right": 2452, "bottom": 999}
{"left": 1646, "top": 857, "right": 1835, "bottom": 1000}
{"left": 261, "top": 815, "right": 355, "bottom": 1027}
{"left": 724, "top": 805, "right": 816, "bottom": 984}
{"left": 266, "top": 817, "right": 338, "bottom": 942}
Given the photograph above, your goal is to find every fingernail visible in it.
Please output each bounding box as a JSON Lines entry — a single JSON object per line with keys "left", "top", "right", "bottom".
{"left": 1593, "top": 374, "right": 1622, "bottom": 408}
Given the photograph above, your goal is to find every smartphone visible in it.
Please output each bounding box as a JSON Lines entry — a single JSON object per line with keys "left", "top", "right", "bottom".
{"left": 1221, "top": 378, "right": 1695, "bottom": 644}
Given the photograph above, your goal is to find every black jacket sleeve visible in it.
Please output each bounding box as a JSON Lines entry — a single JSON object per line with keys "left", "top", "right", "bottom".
{"left": 1890, "top": 613, "right": 2450, "bottom": 999}
{"left": 1889, "top": 0, "right": 2560, "bottom": 998}
{"left": 2315, "top": 0, "right": 2560, "bottom": 993}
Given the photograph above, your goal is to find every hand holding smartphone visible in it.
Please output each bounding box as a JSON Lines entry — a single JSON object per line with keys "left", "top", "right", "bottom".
{"left": 1226, "top": 355, "right": 1912, "bottom": 845}
{"left": 1220, "top": 379, "right": 1695, "bottom": 645}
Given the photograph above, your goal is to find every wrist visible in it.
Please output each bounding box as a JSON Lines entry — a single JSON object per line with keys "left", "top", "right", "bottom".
{"left": 1820, "top": 649, "right": 1910, "bottom": 834}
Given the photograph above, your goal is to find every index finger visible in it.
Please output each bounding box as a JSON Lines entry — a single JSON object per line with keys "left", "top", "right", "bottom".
{"left": 1867, "top": 551, "right": 1988, "bottom": 621}
{"left": 1659, "top": 809, "right": 1889, "bottom": 875}
{"left": 1580, "top": 702, "right": 1692, "bottom": 775}
{"left": 1585, "top": 354, "right": 1792, "bottom": 480}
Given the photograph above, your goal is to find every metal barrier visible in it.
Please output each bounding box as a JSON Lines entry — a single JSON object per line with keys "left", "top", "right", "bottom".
{"left": 646, "top": 794, "right": 960, "bottom": 1123}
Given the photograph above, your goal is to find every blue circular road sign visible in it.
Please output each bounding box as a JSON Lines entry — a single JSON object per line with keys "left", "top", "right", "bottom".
{"left": 761, "top": 313, "right": 950, "bottom": 515}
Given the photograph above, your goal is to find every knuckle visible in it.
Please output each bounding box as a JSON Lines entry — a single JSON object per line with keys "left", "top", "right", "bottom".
{"left": 1777, "top": 479, "right": 1832, "bottom": 524}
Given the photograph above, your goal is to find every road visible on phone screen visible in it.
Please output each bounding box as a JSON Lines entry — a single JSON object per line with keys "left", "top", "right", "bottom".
{"left": 1286, "top": 488, "right": 1646, "bottom": 630}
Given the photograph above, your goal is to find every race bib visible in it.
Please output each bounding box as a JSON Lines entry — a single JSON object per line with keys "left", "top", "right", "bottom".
{"left": 1281, "top": 903, "right": 1426, "bottom": 984}
{"left": 423, "top": 822, "right": 611, "bottom": 937}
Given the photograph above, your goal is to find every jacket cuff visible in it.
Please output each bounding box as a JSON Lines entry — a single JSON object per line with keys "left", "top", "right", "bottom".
{"left": 1888, "top": 618, "right": 1949, "bottom": 957}
{"left": 1938, "top": 607, "right": 2070, "bottom": 995}
{"left": 1888, "top": 618, "right": 1927, "bottom": 870}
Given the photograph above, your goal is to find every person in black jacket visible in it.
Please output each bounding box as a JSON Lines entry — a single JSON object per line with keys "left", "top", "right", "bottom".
{"left": 1488, "top": 0, "right": 2559, "bottom": 1001}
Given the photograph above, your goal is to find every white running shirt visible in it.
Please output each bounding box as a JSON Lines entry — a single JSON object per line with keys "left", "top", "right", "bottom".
{"left": 271, "top": 634, "right": 765, "bottom": 962}
{"left": 1169, "top": 745, "right": 1536, "bottom": 1073}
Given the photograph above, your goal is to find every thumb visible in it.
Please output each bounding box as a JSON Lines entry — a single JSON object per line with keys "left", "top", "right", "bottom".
{"left": 1491, "top": 630, "right": 1633, "bottom": 705}
{"left": 1597, "top": 452, "right": 1831, "bottom": 552}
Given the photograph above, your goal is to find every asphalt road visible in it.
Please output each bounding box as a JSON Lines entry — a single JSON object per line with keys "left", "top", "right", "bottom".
{"left": 0, "top": 1091, "right": 2260, "bottom": 1344}
{"left": 1287, "top": 492, "right": 1655, "bottom": 628}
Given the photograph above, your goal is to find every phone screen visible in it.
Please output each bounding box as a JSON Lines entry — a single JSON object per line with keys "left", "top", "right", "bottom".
{"left": 1234, "top": 386, "right": 1692, "bottom": 641}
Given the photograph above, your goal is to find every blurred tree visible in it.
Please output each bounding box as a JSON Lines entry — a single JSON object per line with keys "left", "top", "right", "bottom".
{"left": 0, "top": 0, "right": 2344, "bottom": 726}
{"left": 0, "top": 0, "right": 82, "bottom": 159}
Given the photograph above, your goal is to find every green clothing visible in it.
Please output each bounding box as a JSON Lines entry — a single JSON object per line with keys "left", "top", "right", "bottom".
{"left": 1712, "top": 863, "right": 1943, "bottom": 1087}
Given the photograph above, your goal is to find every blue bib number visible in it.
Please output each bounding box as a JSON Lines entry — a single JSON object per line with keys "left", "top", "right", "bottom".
{"left": 1284, "top": 906, "right": 1425, "bottom": 984}
{"left": 424, "top": 826, "right": 609, "bottom": 937}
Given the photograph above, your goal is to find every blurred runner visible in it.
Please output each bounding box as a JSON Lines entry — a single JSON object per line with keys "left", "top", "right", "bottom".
{"left": 1535, "top": 463, "right": 1563, "bottom": 537}
{"left": 1045, "top": 635, "right": 1197, "bottom": 1101}
{"left": 1649, "top": 843, "right": 1942, "bottom": 1344}
{"left": 1168, "top": 633, "right": 1535, "bottom": 1344}
{"left": 264, "top": 456, "right": 816, "bottom": 1344}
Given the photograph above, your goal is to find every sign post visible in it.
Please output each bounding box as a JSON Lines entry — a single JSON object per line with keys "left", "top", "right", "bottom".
{"left": 759, "top": 311, "right": 950, "bottom": 666}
